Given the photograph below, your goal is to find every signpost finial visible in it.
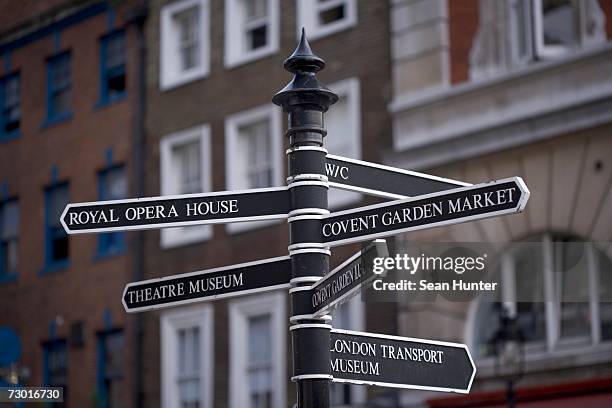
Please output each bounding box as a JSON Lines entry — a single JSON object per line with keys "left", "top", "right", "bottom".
{"left": 272, "top": 28, "right": 338, "bottom": 114}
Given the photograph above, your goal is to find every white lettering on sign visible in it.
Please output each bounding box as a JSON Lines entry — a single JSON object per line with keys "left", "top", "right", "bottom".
{"left": 125, "top": 205, "right": 178, "bottom": 221}
{"left": 322, "top": 214, "right": 379, "bottom": 237}
{"left": 127, "top": 282, "right": 185, "bottom": 303}
{"left": 448, "top": 188, "right": 516, "bottom": 214}
{"left": 68, "top": 209, "right": 120, "bottom": 225}
{"left": 331, "top": 358, "right": 380, "bottom": 376}
{"left": 326, "top": 163, "right": 349, "bottom": 180}
{"left": 312, "top": 261, "right": 363, "bottom": 308}
{"left": 185, "top": 199, "right": 239, "bottom": 216}
{"left": 188, "top": 273, "right": 244, "bottom": 294}
{"left": 380, "top": 344, "right": 444, "bottom": 364}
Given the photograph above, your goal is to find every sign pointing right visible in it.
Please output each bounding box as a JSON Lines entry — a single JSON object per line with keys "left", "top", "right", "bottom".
{"left": 322, "top": 177, "right": 529, "bottom": 247}
{"left": 330, "top": 329, "right": 476, "bottom": 393}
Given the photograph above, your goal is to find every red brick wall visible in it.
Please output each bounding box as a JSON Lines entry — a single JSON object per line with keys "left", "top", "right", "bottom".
{"left": 601, "top": 0, "right": 612, "bottom": 39}
{"left": 448, "top": 0, "right": 479, "bottom": 84}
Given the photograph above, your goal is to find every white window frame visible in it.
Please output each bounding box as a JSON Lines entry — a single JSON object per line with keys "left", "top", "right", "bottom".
{"left": 325, "top": 77, "right": 361, "bottom": 209}
{"left": 296, "top": 0, "right": 357, "bottom": 41}
{"left": 466, "top": 234, "right": 607, "bottom": 361}
{"left": 229, "top": 292, "right": 286, "bottom": 408}
{"left": 224, "top": 0, "right": 280, "bottom": 68}
{"left": 160, "top": 0, "right": 210, "bottom": 90}
{"left": 224, "top": 104, "right": 283, "bottom": 233}
{"left": 160, "top": 124, "right": 212, "bottom": 248}
{"left": 160, "top": 305, "right": 214, "bottom": 408}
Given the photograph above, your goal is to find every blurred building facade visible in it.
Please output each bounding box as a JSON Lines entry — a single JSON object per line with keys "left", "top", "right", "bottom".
{"left": 0, "top": 1, "right": 145, "bottom": 407}
{"left": 140, "top": 1, "right": 395, "bottom": 407}
{"left": 1, "top": 0, "right": 612, "bottom": 408}
{"left": 385, "top": 0, "right": 612, "bottom": 406}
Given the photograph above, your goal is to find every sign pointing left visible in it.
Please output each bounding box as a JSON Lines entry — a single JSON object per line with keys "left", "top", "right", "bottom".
{"left": 122, "top": 256, "right": 291, "bottom": 312}
{"left": 61, "top": 186, "right": 290, "bottom": 234}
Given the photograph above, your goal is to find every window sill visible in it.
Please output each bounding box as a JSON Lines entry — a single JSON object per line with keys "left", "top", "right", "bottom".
{"left": 0, "top": 273, "right": 17, "bottom": 284}
{"left": 39, "top": 260, "right": 69, "bottom": 275}
{"left": 304, "top": 18, "right": 357, "bottom": 42}
{"left": 41, "top": 113, "right": 72, "bottom": 129}
{"left": 0, "top": 130, "right": 21, "bottom": 143}
{"left": 225, "top": 46, "right": 279, "bottom": 69}
{"left": 94, "top": 93, "right": 127, "bottom": 110}
{"left": 475, "top": 341, "right": 612, "bottom": 379}
{"left": 160, "top": 67, "right": 209, "bottom": 91}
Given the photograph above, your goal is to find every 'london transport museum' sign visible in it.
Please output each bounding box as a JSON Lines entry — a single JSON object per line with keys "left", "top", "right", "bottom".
{"left": 330, "top": 329, "right": 476, "bottom": 393}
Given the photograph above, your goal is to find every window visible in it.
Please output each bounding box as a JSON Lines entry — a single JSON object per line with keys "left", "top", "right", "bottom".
{"left": 329, "top": 296, "right": 365, "bottom": 407}
{"left": 0, "top": 72, "right": 20, "bottom": 139}
{"left": 224, "top": 104, "right": 282, "bottom": 233}
{"left": 97, "top": 330, "right": 124, "bottom": 408}
{"left": 0, "top": 198, "right": 18, "bottom": 280}
{"left": 224, "top": 0, "right": 279, "bottom": 67}
{"left": 296, "top": 0, "right": 357, "bottom": 41}
{"left": 229, "top": 292, "right": 286, "bottom": 408}
{"left": 472, "top": 234, "right": 612, "bottom": 359}
{"left": 46, "top": 52, "right": 72, "bottom": 123}
{"left": 160, "top": 0, "right": 210, "bottom": 90}
{"left": 99, "top": 30, "right": 126, "bottom": 104}
{"left": 97, "top": 166, "right": 127, "bottom": 257}
{"left": 510, "top": 0, "right": 606, "bottom": 62}
{"left": 325, "top": 78, "right": 361, "bottom": 209}
{"left": 43, "top": 339, "right": 68, "bottom": 407}
{"left": 160, "top": 124, "right": 212, "bottom": 248}
{"left": 161, "top": 306, "right": 213, "bottom": 408}
{"left": 44, "top": 183, "right": 69, "bottom": 270}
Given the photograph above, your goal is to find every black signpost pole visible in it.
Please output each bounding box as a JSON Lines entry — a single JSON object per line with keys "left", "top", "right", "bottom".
{"left": 273, "top": 29, "right": 338, "bottom": 408}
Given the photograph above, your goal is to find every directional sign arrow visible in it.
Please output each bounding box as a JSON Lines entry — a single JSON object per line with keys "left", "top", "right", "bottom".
{"left": 330, "top": 329, "right": 476, "bottom": 393}
{"left": 322, "top": 177, "right": 529, "bottom": 247}
{"left": 326, "top": 154, "right": 470, "bottom": 200}
{"left": 311, "top": 240, "right": 388, "bottom": 317}
{"left": 61, "top": 186, "right": 290, "bottom": 234}
{"left": 122, "top": 256, "right": 291, "bottom": 313}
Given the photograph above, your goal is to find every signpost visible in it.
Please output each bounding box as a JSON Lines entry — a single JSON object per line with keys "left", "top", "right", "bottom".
{"left": 61, "top": 30, "right": 531, "bottom": 407}
{"left": 122, "top": 256, "right": 291, "bottom": 313}
{"left": 60, "top": 186, "right": 289, "bottom": 234}
{"left": 326, "top": 154, "right": 470, "bottom": 200}
{"left": 311, "top": 240, "right": 388, "bottom": 317}
{"left": 322, "top": 177, "right": 529, "bottom": 247}
{"left": 330, "top": 329, "right": 476, "bottom": 393}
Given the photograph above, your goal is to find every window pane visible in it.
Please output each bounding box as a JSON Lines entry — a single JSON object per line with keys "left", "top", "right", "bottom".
{"left": 48, "top": 186, "right": 68, "bottom": 228}
{"left": 556, "top": 241, "right": 590, "bottom": 339}
{"left": 177, "top": 327, "right": 200, "bottom": 406}
{"left": 175, "top": 7, "right": 200, "bottom": 71}
{"left": 514, "top": 245, "right": 547, "bottom": 343}
{"left": 3, "top": 75, "right": 20, "bottom": 134}
{"left": 541, "top": 0, "right": 578, "bottom": 47}
{"left": 106, "top": 34, "right": 125, "bottom": 69}
{"left": 173, "top": 140, "right": 202, "bottom": 194}
{"left": 52, "top": 88, "right": 71, "bottom": 116}
{"left": 600, "top": 250, "right": 612, "bottom": 340}
{"left": 2, "top": 200, "right": 19, "bottom": 239}
{"left": 248, "top": 314, "right": 272, "bottom": 408}
{"left": 318, "top": 4, "right": 345, "bottom": 25}
{"left": 240, "top": 120, "right": 272, "bottom": 189}
{"left": 245, "top": 0, "right": 267, "bottom": 20}
{"left": 104, "top": 332, "right": 124, "bottom": 377}
{"left": 103, "top": 168, "right": 127, "bottom": 200}
{"left": 248, "top": 25, "right": 268, "bottom": 50}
